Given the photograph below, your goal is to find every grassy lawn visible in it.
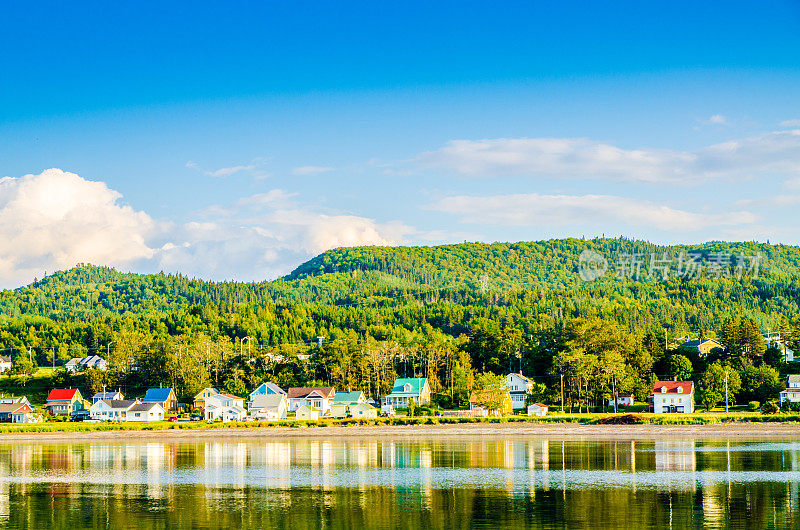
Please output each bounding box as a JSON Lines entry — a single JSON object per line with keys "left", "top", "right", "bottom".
{"left": 1, "top": 409, "right": 798, "bottom": 434}
{"left": 0, "top": 368, "right": 57, "bottom": 407}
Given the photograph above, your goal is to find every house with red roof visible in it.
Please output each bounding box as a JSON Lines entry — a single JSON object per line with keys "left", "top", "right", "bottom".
{"left": 651, "top": 381, "right": 694, "bottom": 413}
{"left": 45, "top": 388, "right": 88, "bottom": 416}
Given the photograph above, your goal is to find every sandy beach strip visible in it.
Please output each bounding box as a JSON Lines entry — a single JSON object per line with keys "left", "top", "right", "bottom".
{"left": 0, "top": 422, "right": 799, "bottom": 442}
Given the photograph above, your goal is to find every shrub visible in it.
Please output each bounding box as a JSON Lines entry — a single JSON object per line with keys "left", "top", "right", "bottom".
{"left": 748, "top": 401, "right": 760, "bottom": 411}
{"left": 761, "top": 401, "right": 780, "bottom": 414}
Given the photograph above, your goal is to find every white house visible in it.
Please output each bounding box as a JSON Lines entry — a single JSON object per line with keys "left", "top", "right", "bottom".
{"left": 89, "top": 399, "right": 137, "bottom": 421}
{"left": 779, "top": 375, "right": 800, "bottom": 404}
{"left": 249, "top": 393, "right": 288, "bottom": 420}
{"left": 125, "top": 402, "right": 165, "bottom": 422}
{"left": 287, "top": 387, "right": 335, "bottom": 415}
{"left": 505, "top": 373, "right": 533, "bottom": 410}
{"left": 652, "top": 381, "right": 694, "bottom": 413}
{"left": 296, "top": 404, "right": 320, "bottom": 421}
{"left": 381, "top": 378, "right": 431, "bottom": 408}
{"left": 527, "top": 403, "right": 548, "bottom": 417}
{"left": 66, "top": 355, "right": 107, "bottom": 373}
{"left": 11, "top": 404, "right": 39, "bottom": 423}
{"left": 0, "top": 356, "right": 12, "bottom": 373}
{"left": 608, "top": 395, "right": 635, "bottom": 407}
{"left": 204, "top": 394, "right": 247, "bottom": 422}
{"left": 0, "top": 395, "right": 31, "bottom": 407}
{"left": 248, "top": 382, "right": 286, "bottom": 408}
{"left": 92, "top": 391, "right": 124, "bottom": 404}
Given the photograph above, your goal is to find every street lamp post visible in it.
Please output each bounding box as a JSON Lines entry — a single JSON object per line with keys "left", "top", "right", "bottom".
{"left": 240, "top": 336, "right": 252, "bottom": 360}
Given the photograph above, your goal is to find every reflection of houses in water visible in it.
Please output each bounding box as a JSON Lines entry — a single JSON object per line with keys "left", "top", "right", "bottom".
{"left": 654, "top": 440, "right": 696, "bottom": 471}
{"left": 257, "top": 442, "right": 292, "bottom": 490}
{"left": 0, "top": 481, "right": 7, "bottom": 521}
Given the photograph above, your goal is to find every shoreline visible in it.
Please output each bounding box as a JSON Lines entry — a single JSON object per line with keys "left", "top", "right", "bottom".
{"left": 1, "top": 422, "right": 799, "bottom": 442}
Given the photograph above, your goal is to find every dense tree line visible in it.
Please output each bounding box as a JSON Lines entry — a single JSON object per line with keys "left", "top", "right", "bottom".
{"left": 0, "top": 239, "right": 799, "bottom": 408}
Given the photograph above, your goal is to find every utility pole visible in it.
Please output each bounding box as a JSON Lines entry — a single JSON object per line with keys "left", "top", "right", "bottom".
{"left": 664, "top": 327, "right": 668, "bottom": 351}
{"left": 52, "top": 346, "right": 55, "bottom": 371}
{"left": 724, "top": 371, "right": 729, "bottom": 413}
{"left": 107, "top": 341, "right": 115, "bottom": 357}
{"left": 560, "top": 373, "right": 564, "bottom": 413}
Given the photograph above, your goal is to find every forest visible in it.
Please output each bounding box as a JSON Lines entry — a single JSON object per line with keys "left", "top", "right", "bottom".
{"left": 1, "top": 237, "right": 799, "bottom": 410}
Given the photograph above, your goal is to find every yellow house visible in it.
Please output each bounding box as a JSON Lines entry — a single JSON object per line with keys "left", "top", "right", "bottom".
{"left": 193, "top": 387, "right": 219, "bottom": 410}
{"left": 469, "top": 389, "right": 513, "bottom": 416}
{"left": 351, "top": 403, "right": 378, "bottom": 419}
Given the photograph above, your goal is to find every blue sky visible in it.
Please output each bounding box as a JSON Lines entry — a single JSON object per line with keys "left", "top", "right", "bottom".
{"left": 1, "top": 1, "right": 799, "bottom": 287}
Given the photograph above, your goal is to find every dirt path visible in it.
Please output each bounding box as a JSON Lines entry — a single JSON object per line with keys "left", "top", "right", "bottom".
{"left": 1, "top": 422, "right": 799, "bottom": 442}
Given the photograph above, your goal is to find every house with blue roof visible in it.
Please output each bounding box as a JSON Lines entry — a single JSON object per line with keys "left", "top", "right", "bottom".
{"left": 381, "top": 378, "right": 430, "bottom": 408}
{"left": 248, "top": 382, "right": 286, "bottom": 408}
{"left": 142, "top": 387, "right": 178, "bottom": 412}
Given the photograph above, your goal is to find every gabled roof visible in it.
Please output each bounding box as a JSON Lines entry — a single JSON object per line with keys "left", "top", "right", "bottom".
{"left": 287, "top": 387, "right": 335, "bottom": 399}
{"left": 128, "top": 402, "right": 164, "bottom": 412}
{"left": 0, "top": 356, "right": 11, "bottom": 363}
{"left": 652, "top": 381, "right": 694, "bottom": 394}
{"left": 79, "top": 355, "right": 106, "bottom": 367}
{"left": 0, "top": 403, "right": 31, "bottom": 414}
{"left": 507, "top": 373, "right": 531, "bottom": 382}
{"left": 682, "top": 339, "right": 722, "bottom": 348}
{"left": 250, "top": 382, "right": 286, "bottom": 397}
{"left": 194, "top": 388, "right": 219, "bottom": 399}
{"left": 219, "top": 393, "right": 243, "bottom": 400}
{"left": 387, "top": 378, "right": 428, "bottom": 396}
{"left": 46, "top": 388, "right": 80, "bottom": 401}
{"left": 528, "top": 403, "right": 547, "bottom": 408}
{"left": 331, "top": 391, "right": 364, "bottom": 404}
{"left": 142, "top": 388, "right": 175, "bottom": 403}
{"left": 98, "top": 399, "right": 137, "bottom": 410}
{"left": 0, "top": 396, "right": 29, "bottom": 404}
{"left": 250, "top": 393, "right": 287, "bottom": 409}
{"left": 93, "top": 392, "right": 121, "bottom": 400}
{"left": 351, "top": 402, "right": 376, "bottom": 411}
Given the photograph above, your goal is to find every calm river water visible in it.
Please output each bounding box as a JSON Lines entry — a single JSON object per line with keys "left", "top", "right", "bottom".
{"left": 0, "top": 437, "right": 798, "bottom": 528}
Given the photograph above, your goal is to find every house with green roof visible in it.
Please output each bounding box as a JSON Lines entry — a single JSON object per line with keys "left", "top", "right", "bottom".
{"left": 329, "top": 391, "right": 369, "bottom": 418}
{"left": 331, "top": 391, "right": 367, "bottom": 406}
{"left": 381, "top": 378, "right": 430, "bottom": 408}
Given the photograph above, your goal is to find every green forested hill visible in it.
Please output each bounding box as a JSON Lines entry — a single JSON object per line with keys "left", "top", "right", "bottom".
{"left": 0, "top": 238, "right": 799, "bottom": 407}
{"left": 4, "top": 238, "right": 798, "bottom": 329}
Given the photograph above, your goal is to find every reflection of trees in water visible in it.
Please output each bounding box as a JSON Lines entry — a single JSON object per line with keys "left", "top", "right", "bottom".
{"left": 0, "top": 439, "right": 798, "bottom": 528}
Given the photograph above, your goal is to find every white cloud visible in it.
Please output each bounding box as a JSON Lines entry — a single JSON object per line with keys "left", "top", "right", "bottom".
{"left": 706, "top": 114, "right": 728, "bottom": 125}
{"left": 785, "top": 177, "right": 800, "bottom": 189}
{"left": 0, "top": 169, "right": 158, "bottom": 288}
{"left": 156, "top": 194, "right": 413, "bottom": 281}
{"left": 428, "top": 193, "right": 756, "bottom": 232}
{"left": 186, "top": 160, "right": 263, "bottom": 178}
{"left": 417, "top": 130, "right": 800, "bottom": 183}
{"left": 780, "top": 119, "right": 800, "bottom": 128}
{"left": 292, "top": 165, "right": 334, "bottom": 176}
{"left": 735, "top": 195, "right": 800, "bottom": 208}
{"left": 0, "top": 168, "right": 413, "bottom": 288}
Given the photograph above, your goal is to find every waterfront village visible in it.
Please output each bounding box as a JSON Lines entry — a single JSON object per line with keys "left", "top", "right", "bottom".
{"left": 2, "top": 350, "right": 800, "bottom": 424}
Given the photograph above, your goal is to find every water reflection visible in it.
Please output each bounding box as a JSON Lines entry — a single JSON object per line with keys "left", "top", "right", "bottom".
{"left": 0, "top": 437, "right": 798, "bottom": 528}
